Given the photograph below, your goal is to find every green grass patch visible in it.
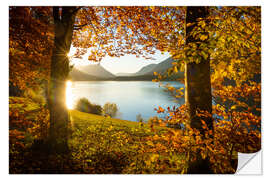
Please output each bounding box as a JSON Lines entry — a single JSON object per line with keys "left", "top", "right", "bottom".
{"left": 70, "top": 110, "right": 155, "bottom": 132}
{"left": 69, "top": 110, "right": 187, "bottom": 174}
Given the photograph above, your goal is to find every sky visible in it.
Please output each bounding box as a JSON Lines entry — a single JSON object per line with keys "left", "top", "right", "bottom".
{"left": 69, "top": 46, "right": 171, "bottom": 75}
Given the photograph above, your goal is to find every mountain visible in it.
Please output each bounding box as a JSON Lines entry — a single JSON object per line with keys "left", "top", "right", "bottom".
{"left": 144, "top": 57, "right": 174, "bottom": 75}
{"left": 69, "top": 68, "right": 100, "bottom": 81}
{"left": 133, "top": 63, "right": 157, "bottom": 76}
{"left": 114, "top": 57, "right": 184, "bottom": 80}
{"left": 70, "top": 57, "right": 183, "bottom": 81}
{"left": 113, "top": 57, "right": 184, "bottom": 81}
{"left": 76, "top": 64, "right": 116, "bottom": 79}
{"left": 144, "top": 57, "right": 184, "bottom": 79}
{"left": 116, "top": 63, "right": 157, "bottom": 77}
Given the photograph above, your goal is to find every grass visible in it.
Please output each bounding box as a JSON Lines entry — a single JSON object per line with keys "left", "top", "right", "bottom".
{"left": 9, "top": 97, "right": 187, "bottom": 174}
{"left": 68, "top": 110, "right": 179, "bottom": 174}
{"left": 70, "top": 109, "right": 164, "bottom": 133}
{"left": 70, "top": 109, "right": 141, "bottom": 129}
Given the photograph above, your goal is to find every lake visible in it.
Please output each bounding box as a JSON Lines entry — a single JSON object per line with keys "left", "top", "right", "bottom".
{"left": 69, "top": 81, "right": 185, "bottom": 122}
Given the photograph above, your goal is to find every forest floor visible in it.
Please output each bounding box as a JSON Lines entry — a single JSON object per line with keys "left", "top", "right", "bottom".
{"left": 9, "top": 97, "right": 187, "bottom": 174}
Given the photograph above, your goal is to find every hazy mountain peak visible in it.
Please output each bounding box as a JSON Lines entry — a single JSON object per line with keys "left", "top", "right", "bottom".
{"left": 74, "top": 64, "right": 116, "bottom": 79}
{"left": 134, "top": 63, "right": 157, "bottom": 76}
{"left": 69, "top": 68, "right": 99, "bottom": 81}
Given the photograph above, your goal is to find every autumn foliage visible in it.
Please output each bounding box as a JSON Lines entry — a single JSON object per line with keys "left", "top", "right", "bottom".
{"left": 9, "top": 6, "right": 261, "bottom": 174}
{"left": 153, "top": 81, "right": 261, "bottom": 173}
{"left": 9, "top": 7, "right": 53, "bottom": 90}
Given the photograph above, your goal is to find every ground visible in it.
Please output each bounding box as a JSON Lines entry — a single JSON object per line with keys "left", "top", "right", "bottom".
{"left": 9, "top": 97, "right": 187, "bottom": 174}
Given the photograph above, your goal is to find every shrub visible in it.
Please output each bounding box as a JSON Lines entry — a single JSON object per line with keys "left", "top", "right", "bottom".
{"left": 136, "top": 114, "right": 145, "bottom": 123}
{"left": 75, "top": 98, "right": 103, "bottom": 115}
{"left": 103, "top": 103, "right": 118, "bottom": 118}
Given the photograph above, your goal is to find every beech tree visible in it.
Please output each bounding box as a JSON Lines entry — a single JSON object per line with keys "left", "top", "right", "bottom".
{"left": 149, "top": 6, "right": 260, "bottom": 173}
{"left": 184, "top": 7, "right": 213, "bottom": 173}
{"left": 48, "top": 7, "right": 78, "bottom": 152}
{"left": 48, "top": 6, "right": 186, "bottom": 152}
{"left": 9, "top": 6, "right": 260, "bottom": 173}
{"left": 10, "top": 6, "right": 184, "bottom": 153}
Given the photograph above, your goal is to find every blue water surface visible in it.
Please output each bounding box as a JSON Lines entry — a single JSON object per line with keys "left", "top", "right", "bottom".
{"left": 71, "top": 81, "right": 185, "bottom": 122}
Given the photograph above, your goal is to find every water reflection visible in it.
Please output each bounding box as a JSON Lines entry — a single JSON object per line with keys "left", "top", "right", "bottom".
{"left": 66, "top": 81, "right": 74, "bottom": 109}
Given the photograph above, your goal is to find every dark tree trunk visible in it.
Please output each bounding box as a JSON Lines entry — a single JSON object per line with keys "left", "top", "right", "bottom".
{"left": 185, "top": 6, "right": 213, "bottom": 173}
{"left": 48, "top": 7, "right": 76, "bottom": 153}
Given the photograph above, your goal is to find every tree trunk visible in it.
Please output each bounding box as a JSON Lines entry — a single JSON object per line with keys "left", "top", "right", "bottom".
{"left": 185, "top": 6, "right": 213, "bottom": 173}
{"left": 48, "top": 7, "right": 76, "bottom": 153}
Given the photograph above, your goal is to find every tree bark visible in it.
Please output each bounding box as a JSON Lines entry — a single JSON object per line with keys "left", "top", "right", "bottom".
{"left": 48, "top": 7, "right": 76, "bottom": 153}
{"left": 185, "top": 6, "right": 213, "bottom": 173}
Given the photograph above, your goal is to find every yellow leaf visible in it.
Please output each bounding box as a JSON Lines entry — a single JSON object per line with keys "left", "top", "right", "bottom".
{"left": 181, "top": 168, "right": 185, "bottom": 174}
{"left": 201, "top": 21, "right": 206, "bottom": 28}
{"left": 201, "top": 152, "right": 206, "bottom": 159}
{"left": 201, "top": 51, "right": 208, "bottom": 59}
{"left": 187, "top": 23, "right": 193, "bottom": 27}
{"left": 174, "top": 66, "right": 178, "bottom": 73}
{"left": 147, "top": 141, "right": 154, "bottom": 146}
{"left": 150, "top": 154, "right": 159, "bottom": 162}
{"left": 200, "top": 35, "right": 208, "bottom": 41}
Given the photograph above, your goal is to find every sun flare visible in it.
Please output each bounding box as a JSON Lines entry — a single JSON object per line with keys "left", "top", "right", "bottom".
{"left": 66, "top": 81, "right": 73, "bottom": 109}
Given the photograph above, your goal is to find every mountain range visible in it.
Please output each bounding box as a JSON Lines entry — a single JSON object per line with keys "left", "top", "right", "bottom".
{"left": 76, "top": 64, "right": 116, "bottom": 79}
{"left": 69, "top": 68, "right": 100, "bottom": 81}
{"left": 69, "top": 57, "right": 184, "bottom": 81}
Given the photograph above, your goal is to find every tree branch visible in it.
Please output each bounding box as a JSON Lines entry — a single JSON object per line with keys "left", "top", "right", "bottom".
{"left": 73, "top": 23, "right": 88, "bottom": 30}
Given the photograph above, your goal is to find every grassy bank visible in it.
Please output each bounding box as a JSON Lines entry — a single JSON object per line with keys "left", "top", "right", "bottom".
{"left": 68, "top": 110, "right": 186, "bottom": 174}
{"left": 9, "top": 97, "right": 187, "bottom": 174}
{"left": 70, "top": 109, "right": 145, "bottom": 130}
